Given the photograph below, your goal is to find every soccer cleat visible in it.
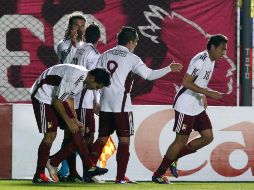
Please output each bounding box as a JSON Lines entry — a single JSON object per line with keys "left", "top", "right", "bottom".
{"left": 46, "top": 160, "right": 59, "bottom": 182}
{"left": 58, "top": 175, "right": 68, "bottom": 182}
{"left": 84, "top": 176, "right": 105, "bottom": 183}
{"left": 169, "top": 161, "right": 179, "bottom": 178}
{"left": 115, "top": 176, "right": 138, "bottom": 184}
{"left": 32, "top": 173, "right": 51, "bottom": 183}
{"left": 152, "top": 175, "right": 170, "bottom": 184}
{"left": 85, "top": 166, "right": 108, "bottom": 178}
{"left": 66, "top": 174, "right": 83, "bottom": 183}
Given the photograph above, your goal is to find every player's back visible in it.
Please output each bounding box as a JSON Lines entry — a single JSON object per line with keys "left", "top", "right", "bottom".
{"left": 71, "top": 43, "right": 100, "bottom": 109}
{"left": 31, "top": 64, "right": 87, "bottom": 104}
{"left": 97, "top": 45, "right": 138, "bottom": 112}
{"left": 72, "top": 43, "right": 100, "bottom": 69}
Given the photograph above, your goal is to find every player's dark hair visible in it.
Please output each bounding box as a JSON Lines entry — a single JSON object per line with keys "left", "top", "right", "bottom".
{"left": 89, "top": 68, "right": 111, "bottom": 87}
{"left": 117, "top": 26, "right": 138, "bottom": 46}
{"left": 207, "top": 34, "right": 228, "bottom": 50}
{"left": 85, "top": 23, "right": 101, "bottom": 44}
{"left": 64, "top": 11, "right": 86, "bottom": 39}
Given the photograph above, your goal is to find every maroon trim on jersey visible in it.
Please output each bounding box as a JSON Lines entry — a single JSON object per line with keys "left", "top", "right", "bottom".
{"left": 31, "top": 75, "right": 62, "bottom": 97}
{"left": 173, "top": 87, "right": 187, "bottom": 108}
{"left": 173, "top": 76, "right": 198, "bottom": 108}
{"left": 121, "top": 71, "right": 133, "bottom": 112}
{"left": 78, "top": 88, "right": 87, "bottom": 109}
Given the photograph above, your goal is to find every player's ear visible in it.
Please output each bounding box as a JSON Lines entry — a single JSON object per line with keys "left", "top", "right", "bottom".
{"left": 211, "top": 44, "right": 216, "bottom": 51}
{"left": 89, "top": 75, "right": 95, "bottom": 82}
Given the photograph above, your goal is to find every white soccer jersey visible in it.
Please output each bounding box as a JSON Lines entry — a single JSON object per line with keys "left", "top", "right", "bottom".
{"left": 173, "top": 50, "right": 215, "bottom": 116}
{"left": 30, "top": 64, "right": 88, "bottom": 105}
{"left": 97, "top": 45, "right": 152, "bottom": 112}
{"left": 57, "top": 38, "right": 84, "bottom": 64}
{"left": 71, "top": 43, "right": 101, "bottom": 109}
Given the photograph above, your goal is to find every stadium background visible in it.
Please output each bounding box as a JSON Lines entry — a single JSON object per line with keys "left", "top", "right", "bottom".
{"left": 0, "top": 0, "right": 253, "bottom": 181}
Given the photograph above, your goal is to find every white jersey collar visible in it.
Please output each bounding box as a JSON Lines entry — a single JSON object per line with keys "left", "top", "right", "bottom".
{"left": 116, "top": 45, "right": 130, "bottom": 52}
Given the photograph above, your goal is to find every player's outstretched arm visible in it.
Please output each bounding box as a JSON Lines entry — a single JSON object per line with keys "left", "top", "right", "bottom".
{"left": 145, "top": 61, "right": 183, "bottom": 81}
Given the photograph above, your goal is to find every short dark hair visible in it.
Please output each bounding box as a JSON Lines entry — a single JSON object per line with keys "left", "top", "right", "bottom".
{"left": 207, "top": 34, "right": 228, "bottom": 50}
{"left": 85, "top": 23, "right": 101, "bottom": 44}
{"left": 89, "top": 68, "right": 111, "bottom": 87}
{"left": 117, "top": 26, "right": 138, "bottom": 46}
{"left": 64, "top": 11, "right": 86, "bottom": 39}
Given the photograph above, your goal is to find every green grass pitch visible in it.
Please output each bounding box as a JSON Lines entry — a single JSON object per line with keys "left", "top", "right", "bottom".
{"left": 0, "top": 180, "right": 254, "bottom": 190}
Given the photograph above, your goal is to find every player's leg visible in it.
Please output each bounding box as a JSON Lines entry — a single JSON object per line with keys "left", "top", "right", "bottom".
{"left": 34, "top": 132, "right": 57, "bottom": 183}
{"left": 115, "top": 112, "right": 136, "bottom": 184}
{"left": 152, "top": 134, "right": 188, "bottom": 182}
{"left": 90, "top": 111, "right": 112, "bottom": 164}
{"left": 57, "top": 131, "right": 71, "bottom": 181}
{"left": 31, "top": 97, "right": 58, "bottom": 183}
{"left": 177, "top": 111, "right": 213, "bottom": 158}
{"left": 47, "top": 131, "right": 108, "bottom": 180}
{"left": 152, "top": 111, "right": 192, "bottom": 183}
{"left": 82, "top": 109, "right": 95, "bottom": 152}
{"left": 64, "top": 130, "right": 81, "bottom": 182}
{"left": 79, "top": 108, "right": 103, "bottom": 183}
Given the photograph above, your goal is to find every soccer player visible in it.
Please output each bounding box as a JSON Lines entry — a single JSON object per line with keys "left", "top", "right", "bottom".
{"left": 57, "top": 11, "right": 86, "bottom": 64}
{"left": 71, "top": 23, "right": 103, "bottom": 183}
{"left": 90, "top": 26, "right": 183, "bottom": 183}
{"left": 31, "top": 64, "right": 110, "bottom": 183}
{"left": 55, "top": 11, "right": 86, "bottom": 182}
{"left": 152, "top": 34, "right": 228, "bottom": 184}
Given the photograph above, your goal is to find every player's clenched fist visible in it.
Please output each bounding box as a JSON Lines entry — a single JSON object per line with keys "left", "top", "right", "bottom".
{"left": 169, "top": 62, "right": 183, "bottom": 72}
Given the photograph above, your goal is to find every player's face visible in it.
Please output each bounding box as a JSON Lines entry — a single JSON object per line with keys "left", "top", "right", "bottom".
{"left": 72, "top": 19, "right": 86, "bottom": 39}
{"left": 85, "top": 76, "right": 104, "bottom": 90}
{"left": 86, "top": 81, "right": 104, "bottom": 90}
{"left": 211, "top": 43, "right": 227, "bottom": 61}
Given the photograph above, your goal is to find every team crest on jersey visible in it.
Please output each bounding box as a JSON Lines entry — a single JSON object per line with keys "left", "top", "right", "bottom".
{"left": 182, "top": 125, "right": 187, "bottom": 131}
{"left": 47, "top": 122, "right": 52, "bottom": 128}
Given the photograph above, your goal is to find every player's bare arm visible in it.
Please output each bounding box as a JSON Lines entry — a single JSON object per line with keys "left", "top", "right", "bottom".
{"left": 65, "top": 97, "right": 77, "bottom": 118}
{"left": 182, "top": 73, "right": 223, "bottom": 100}
{"left": 65, "top": 97, "right": 88, "bottom": 133}
{"left": 202, "top": 95, "right": 208, "bottom": 109}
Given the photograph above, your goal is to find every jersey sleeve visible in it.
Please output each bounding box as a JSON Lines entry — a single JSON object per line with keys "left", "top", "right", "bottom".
{"left": 186, "top": 58, "right": 203, "bottom": 77}
{"left": 96, "top": 55, "right": 104, "bottom": 68}
{"left": 86, "top": 53, "right": 100, "bottom": 70}
{"left": 132, "top": 57, "right": 152, "bottom": 79}
{"left": 56, "top": 79, "right": 75, "bottom": 101}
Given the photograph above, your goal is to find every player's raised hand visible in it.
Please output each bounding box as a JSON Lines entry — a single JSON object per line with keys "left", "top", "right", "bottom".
{"left": 170, "top": 61, "right": 183, "bottom": 72}
{"left": 70, "top": 29, "right": 78, "bottom": 47}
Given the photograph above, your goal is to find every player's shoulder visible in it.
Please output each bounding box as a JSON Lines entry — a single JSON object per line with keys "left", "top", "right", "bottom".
{"left": 57, "top": 38, "right": 71, "bottom": 49}
{"left": 84, "top": 43, "right": 99, "bottom": 55}
{"left": 190, "top": 50, "right": 208, "bottom": 67}
{"left": 193, "top": 50, "right": 208, "bottom": 62}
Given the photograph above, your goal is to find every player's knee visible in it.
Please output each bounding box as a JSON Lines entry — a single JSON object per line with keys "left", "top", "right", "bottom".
{"left": 43, "top": 132, "right": 57, "bottom": 145}
{"left": 175, "top": 133, "right": 189, "bottom": 145}
{"left": 204, "top": 134, "right": 213, "bottom": 145}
